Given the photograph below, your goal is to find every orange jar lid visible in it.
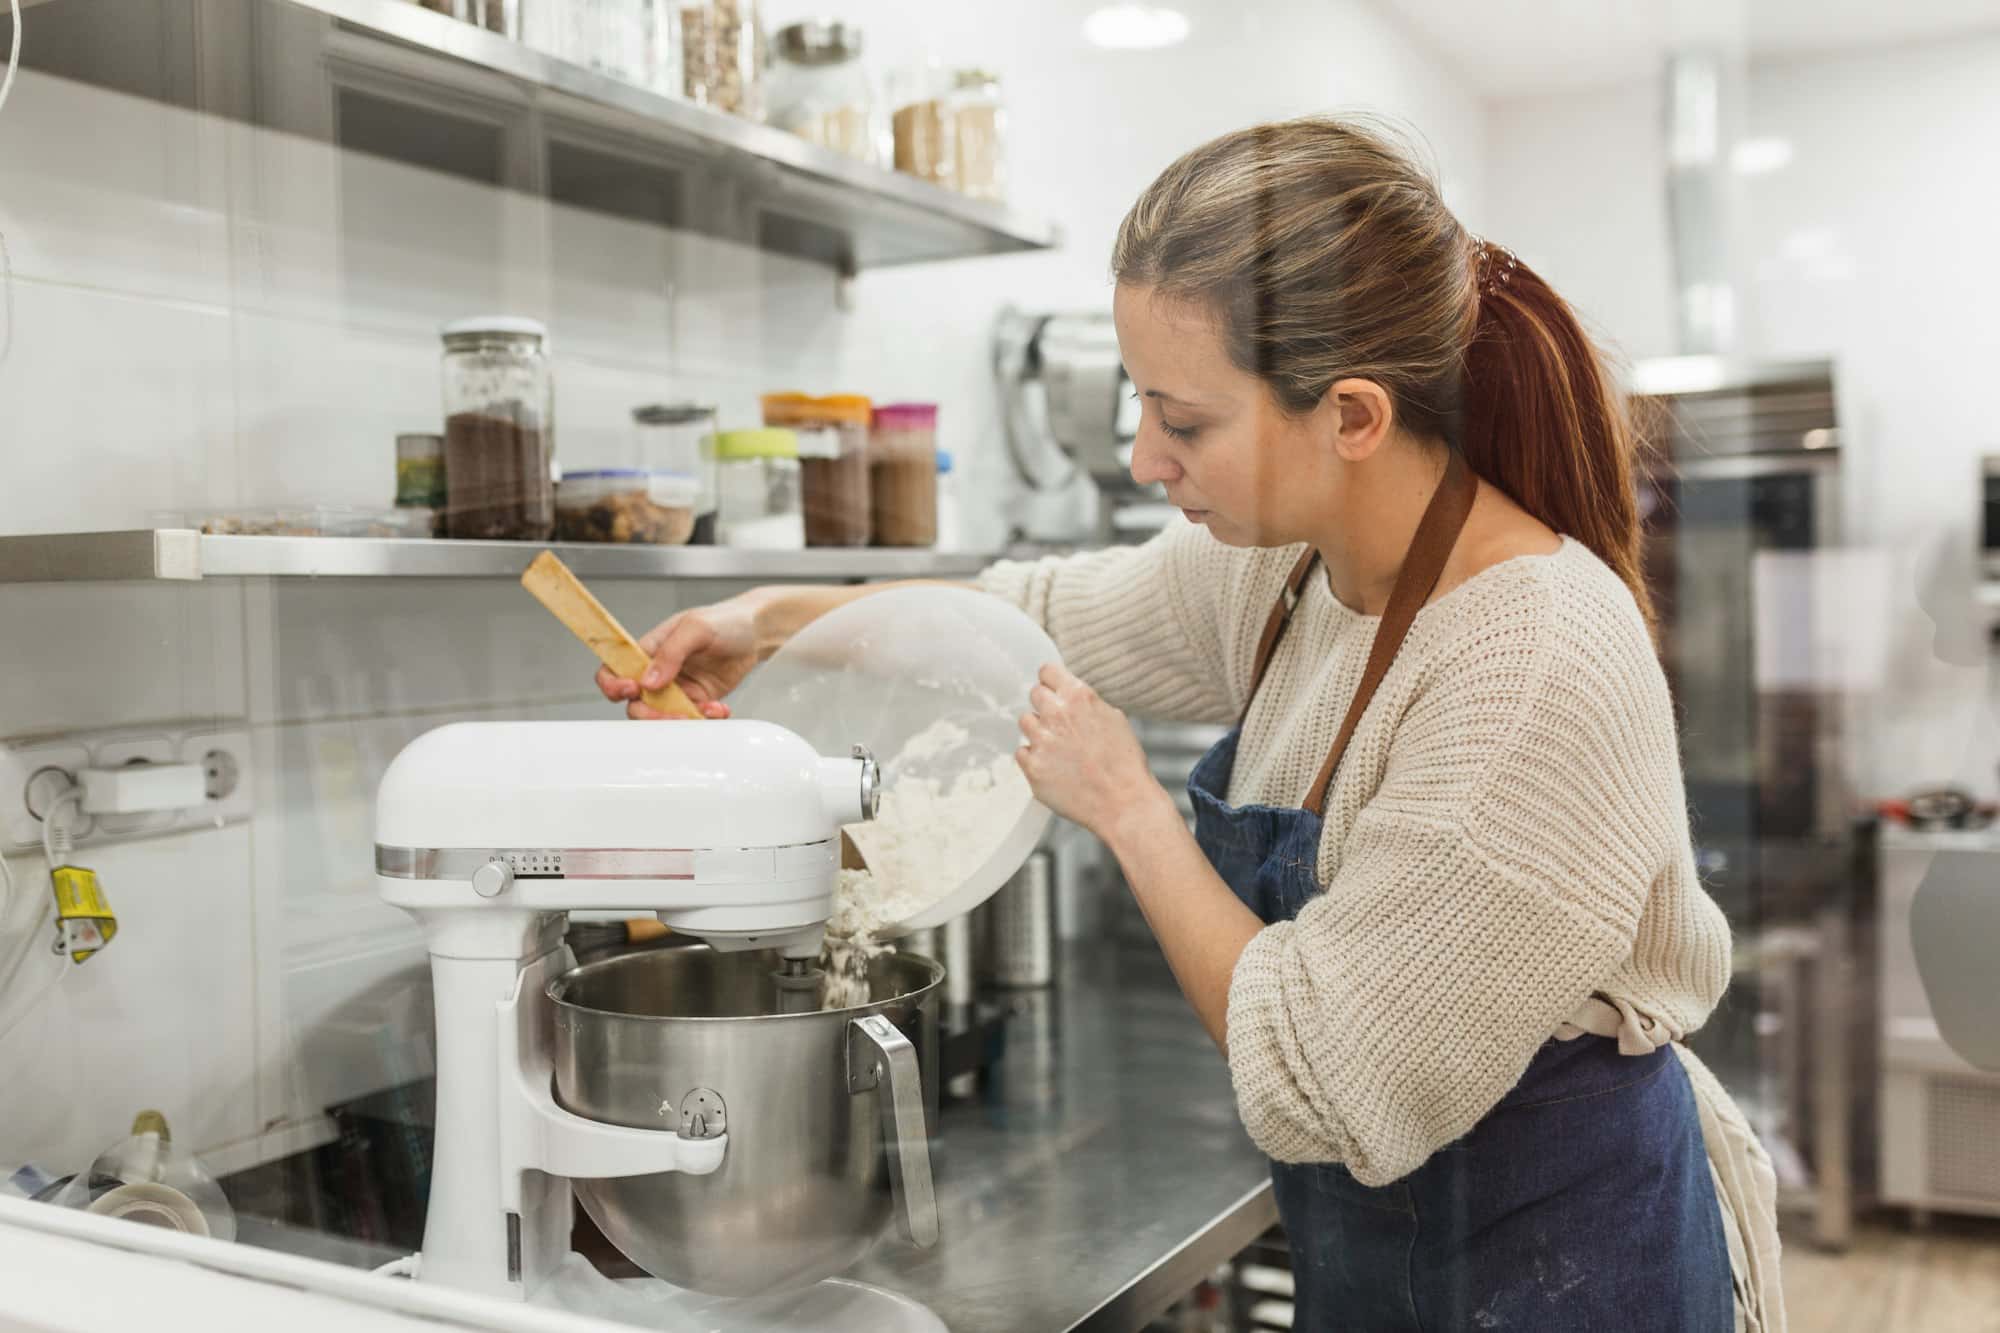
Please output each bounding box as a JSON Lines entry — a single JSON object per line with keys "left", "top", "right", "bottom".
{"left": 761, "top": 392, "right": 873, "bottom": 427}
{"left": 761, "top": 391, "right": 813, "bottom": 427}
{"left": 815, "top": 394, "right": 874, "bottom": 425}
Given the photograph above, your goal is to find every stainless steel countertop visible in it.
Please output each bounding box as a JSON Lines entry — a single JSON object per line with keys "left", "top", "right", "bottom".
{"left": 236, "top": 937, "right": 1274, "bottom": 1331}
{"left": 848, "top": 940, "right": 1276, "bottom": 1331}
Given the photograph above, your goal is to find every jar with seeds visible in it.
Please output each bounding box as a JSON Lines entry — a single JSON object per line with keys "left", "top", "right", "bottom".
{"left": 680, "top": 0, "right": 766, "bottom": 119}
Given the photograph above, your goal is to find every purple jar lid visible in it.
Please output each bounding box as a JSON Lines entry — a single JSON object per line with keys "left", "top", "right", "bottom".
{"left": 872, "top": 402, "right": 938, "bottom": 429}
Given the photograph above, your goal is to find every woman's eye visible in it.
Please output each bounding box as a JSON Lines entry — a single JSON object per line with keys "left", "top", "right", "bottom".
{"left": 1158, "top": 419, "right": 1197, "bottom": 443}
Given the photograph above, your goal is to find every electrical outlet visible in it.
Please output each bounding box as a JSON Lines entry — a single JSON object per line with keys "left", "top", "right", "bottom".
{"left": 177, "top": 729, "right": 254, "bottom": 826}
{"left": 0, "top": 740, "right": 91, "bottom": 853}
{"left": 1, "top": 724, "right": 255, "bottom": 854}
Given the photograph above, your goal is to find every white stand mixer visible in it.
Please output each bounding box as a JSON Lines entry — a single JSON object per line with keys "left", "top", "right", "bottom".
{"left": 373, "top": 718, "right": 941, "bottom": 1327}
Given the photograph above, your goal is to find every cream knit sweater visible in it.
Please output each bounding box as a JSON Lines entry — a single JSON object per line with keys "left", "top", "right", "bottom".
{"left": 979, "top": 518, "right": 1735, "bottom": 1187}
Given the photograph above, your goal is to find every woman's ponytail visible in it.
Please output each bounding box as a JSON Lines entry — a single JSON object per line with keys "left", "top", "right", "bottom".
{"left": 1460, "top": 240, "right": 1655, "bottom": 628}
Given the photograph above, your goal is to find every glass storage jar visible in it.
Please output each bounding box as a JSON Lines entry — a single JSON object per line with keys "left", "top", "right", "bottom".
{"left": 889, "top": 63, "right": 954, "bottom": 188}
{"left": 762, "top": 392, "right": 872, "bottom": 548}
{"left": 395, "top": 432, "right": 446, "bottom": 537}
{"left": 713, "top": 428, "right": 803, "bottom": 549}
{"left": 869, "top": 402, "right": 938, "bottom": 547}
{"left": 680, "top": 0, "right": 765, "bottom": 119}
{"left": 440, "top": 316, "right": 554, "bottom": 541}
{"left": 948, "top": 68, "right": 1007, "bottom": 202}
{"left": 768, "top": 21, "right": 879, "bottom": 164}
{"left": 633, "top": 402, "right": 719, "bottom": 544}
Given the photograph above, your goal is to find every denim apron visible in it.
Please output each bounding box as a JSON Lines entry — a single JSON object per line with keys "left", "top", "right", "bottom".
{"left": 1194, "top": 454, "right": 1733, "bottom": 1330}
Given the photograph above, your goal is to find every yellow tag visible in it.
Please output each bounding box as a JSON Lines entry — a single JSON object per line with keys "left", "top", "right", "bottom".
{"left": 50, "top": 865, "right": 117, "bottom": 963}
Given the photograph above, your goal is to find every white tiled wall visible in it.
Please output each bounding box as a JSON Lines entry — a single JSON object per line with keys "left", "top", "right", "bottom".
{"left": 0, "top": 0, "right": 1485, "bottom": 1177}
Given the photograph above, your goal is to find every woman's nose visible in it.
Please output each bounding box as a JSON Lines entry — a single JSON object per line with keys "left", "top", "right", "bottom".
{"left": 1129, "top": 430, "right": 1181, "bottom": 487}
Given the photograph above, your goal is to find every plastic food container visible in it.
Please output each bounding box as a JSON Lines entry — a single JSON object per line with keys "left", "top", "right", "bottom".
{"left": 555, "top": 469, "right": 699, "bottom": 544}
{"left": 440, "top": 316, "right": 554, "bottom": 542}
{"left": 713, "top": 428, "right": 803, "bottom": 549}
{"left": 762, "top": 392, "right": 871, "bottom": 548}
{"left": 730, "top": 586, "right": 1059, "bottom": 933}
{"left": 869, "top": 402, "right": 938, "bottom": 547}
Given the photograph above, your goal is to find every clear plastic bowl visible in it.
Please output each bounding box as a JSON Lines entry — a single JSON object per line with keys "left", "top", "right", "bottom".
{"left": 729, "top": 585, "right": 1058, "bottom": 933}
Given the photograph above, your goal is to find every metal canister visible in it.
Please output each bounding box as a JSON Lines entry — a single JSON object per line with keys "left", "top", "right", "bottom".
{"left": 941, "top": 913, "right": 977, "bottom": 1099}
{"left": 990, "top": 850, "right": 1055, "bottom": 988}
{"left": 899, "top": 925, "right": 940, "bottom": 964}
{"left": 941, "top": 913, "right": 976, "bottom": 1010}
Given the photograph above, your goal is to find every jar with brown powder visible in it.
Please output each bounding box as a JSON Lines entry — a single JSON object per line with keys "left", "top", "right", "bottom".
{"left": 869, "top": 402, "right": 938, "bottom": 547}
{"left": 439, "top": 317, "right": 554, "bottom": 541}
{"left": 763, "top": 392, "right": 872, "bottom": 547}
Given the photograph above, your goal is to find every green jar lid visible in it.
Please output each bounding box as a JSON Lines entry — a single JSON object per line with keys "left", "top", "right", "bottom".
{"left": 712, "top": 428, "right": 799, "bottom": 460}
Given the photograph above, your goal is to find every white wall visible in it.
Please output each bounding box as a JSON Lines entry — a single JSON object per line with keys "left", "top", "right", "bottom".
{"left": 0, "top": 1, "right": 1485, "bottom": 1176}
{"left": 1483, "top": 34, "right": 2000, "bottom": 799}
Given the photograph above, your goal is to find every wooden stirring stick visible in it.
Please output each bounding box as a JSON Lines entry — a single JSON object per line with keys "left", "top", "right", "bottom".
{"left": 521, "top": 550, "right": 705, "bottom": 720}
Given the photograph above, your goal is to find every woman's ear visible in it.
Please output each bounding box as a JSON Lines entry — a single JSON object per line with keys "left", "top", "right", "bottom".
{"left": 1325, "top": 378, "right": 1395, "bottom": 462}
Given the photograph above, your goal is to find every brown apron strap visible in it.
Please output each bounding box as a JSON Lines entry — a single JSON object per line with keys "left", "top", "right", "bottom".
{"left": 1302, "top": 450, "right": 1478, "bottom": 816}
{"left": 1239, "top": 548, "right": 1322, "bottom": 727}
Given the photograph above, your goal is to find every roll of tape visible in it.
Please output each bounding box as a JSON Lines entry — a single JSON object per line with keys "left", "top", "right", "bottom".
{"left": 86, "top": 1181, "right": 211, "bottom": 1236}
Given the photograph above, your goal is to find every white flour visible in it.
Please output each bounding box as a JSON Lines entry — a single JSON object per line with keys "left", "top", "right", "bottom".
{"left": 817, "top": 720, "right": 1029, "bottom": 1007}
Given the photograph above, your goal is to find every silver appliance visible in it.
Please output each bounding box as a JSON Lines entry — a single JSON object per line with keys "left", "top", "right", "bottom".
{"left": 994, "top": 307, "right": 1169, "bottom": 544}
{"left": 1635, "top": 358, "right": 1862, "bottom": 1245}
{"left": 550, "top": 947, "right": 942, "bottom": 1294}
{"left": 1878, "top": 828, "right": 2000, "bottom": 1218}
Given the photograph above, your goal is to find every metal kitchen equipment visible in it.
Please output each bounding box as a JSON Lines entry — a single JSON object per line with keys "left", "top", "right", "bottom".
{"left": 989, "top": 850, "right": 1055, "bottom": 988}
{"left": 1635, "top": 356, "right": 1860, "bottom": 1248}
{"left": 1879, "top": 827, "right": 2000, "bottom": 1219}
{"left": 373, "top": 719, "right": 945, "bottom": 1327}
{"left": 551, "top": 947, "right": 941, "bottom": 1294}
{"left": 993, "top": 307, "right": 1164, "bottom": 544}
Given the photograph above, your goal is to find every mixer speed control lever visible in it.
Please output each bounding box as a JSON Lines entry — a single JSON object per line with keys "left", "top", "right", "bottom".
{"left": 471, "top": 857, "right": 514, "bottom": 898}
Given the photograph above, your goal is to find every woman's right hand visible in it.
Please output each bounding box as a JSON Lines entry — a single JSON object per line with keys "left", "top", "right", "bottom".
{"left": 597, "top": 595, "right": 764, "bottom": 720}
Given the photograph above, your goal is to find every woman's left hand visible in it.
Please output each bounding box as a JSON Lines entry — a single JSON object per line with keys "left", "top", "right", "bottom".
{"left": 1017, "top": 664, "right": 1162, "bottom": 843}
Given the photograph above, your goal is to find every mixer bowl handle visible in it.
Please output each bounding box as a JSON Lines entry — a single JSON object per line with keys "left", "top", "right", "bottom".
{"left": 847, "top": 1014, "right": 939, "bottom": 1247}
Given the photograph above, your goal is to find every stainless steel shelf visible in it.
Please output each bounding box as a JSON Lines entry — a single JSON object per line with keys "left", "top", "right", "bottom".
{"left": 12, "top": 0, "right": 1060, "bottom": 271}
{"left": 0, "top": 532, "right": 1001, "bottom": 583}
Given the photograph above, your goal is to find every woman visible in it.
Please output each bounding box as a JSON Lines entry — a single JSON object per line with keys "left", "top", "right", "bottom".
{"left": 599, "top": 118, "right": 1780, "bottom": 1331}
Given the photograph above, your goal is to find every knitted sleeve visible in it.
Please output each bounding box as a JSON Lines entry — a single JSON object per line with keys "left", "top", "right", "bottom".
{"left": 1222, "top": 565, "right": 1724, "bottom": 1186}
{"left": 978, "top": 519, "right": 1277, "bottom": 724}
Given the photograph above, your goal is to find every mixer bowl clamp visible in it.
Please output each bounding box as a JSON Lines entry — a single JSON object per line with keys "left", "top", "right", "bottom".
{"left": 497, "top": 952, "right": 726, "bottom": 1219}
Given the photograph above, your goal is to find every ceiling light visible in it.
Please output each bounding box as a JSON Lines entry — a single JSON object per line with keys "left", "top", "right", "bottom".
{"left": 1731, "top": 137, "right": 1794, "bottom": 176}
{"left": 1084, "top": 3, "right": 1190, "bottom": 50}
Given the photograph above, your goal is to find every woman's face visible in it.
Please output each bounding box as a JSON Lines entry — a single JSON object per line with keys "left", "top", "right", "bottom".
{"left": 1112, "top": 282, "right": 1340, "bottom": 548}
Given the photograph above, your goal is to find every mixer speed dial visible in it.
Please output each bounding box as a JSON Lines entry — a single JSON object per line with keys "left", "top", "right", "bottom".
{"left": 470, "top": 857, "right": 514, "bottom": 898}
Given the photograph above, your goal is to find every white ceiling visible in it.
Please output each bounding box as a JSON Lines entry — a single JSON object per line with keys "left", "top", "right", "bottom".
{"left": 1375, "top": 0, "right": 2000, "bottom": 97}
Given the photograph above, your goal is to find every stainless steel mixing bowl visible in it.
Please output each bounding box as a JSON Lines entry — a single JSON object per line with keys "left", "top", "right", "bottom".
{"left": 548, "top": 946, "right": 942, "bottom": 1296}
